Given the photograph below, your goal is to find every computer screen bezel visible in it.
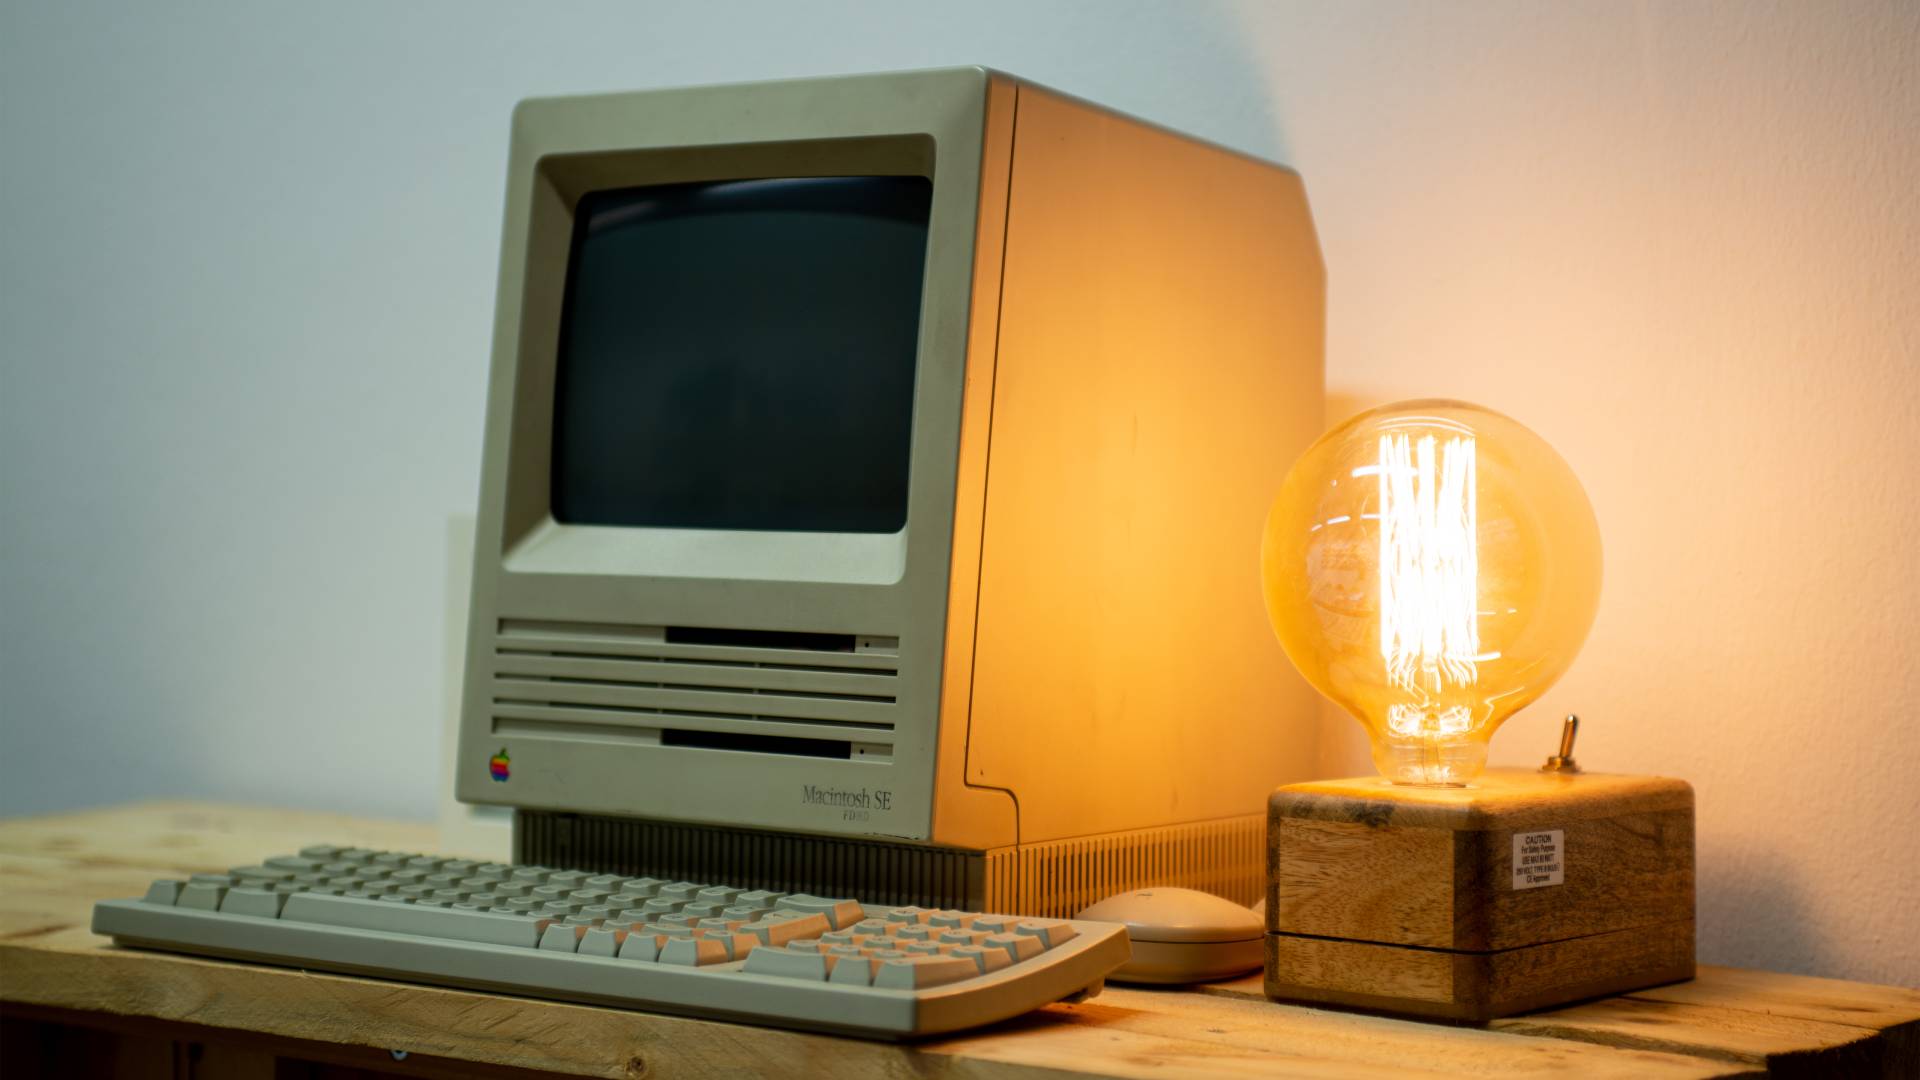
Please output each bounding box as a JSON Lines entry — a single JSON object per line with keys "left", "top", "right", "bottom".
{"left": 455, "top": 70, "right": 1004, "bottom": 843}
{"left": 504, "top": 136, "right": 935, "bottom": 587}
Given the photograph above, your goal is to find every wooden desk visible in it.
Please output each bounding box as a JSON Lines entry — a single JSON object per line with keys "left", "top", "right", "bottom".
{"left": 2, "top": 803, "right": 1914, "bottom": 1078}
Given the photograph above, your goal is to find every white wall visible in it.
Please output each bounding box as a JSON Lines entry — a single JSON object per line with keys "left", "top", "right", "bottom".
{"left": 2, "top": 1, "right": 1914, "bottom": 987}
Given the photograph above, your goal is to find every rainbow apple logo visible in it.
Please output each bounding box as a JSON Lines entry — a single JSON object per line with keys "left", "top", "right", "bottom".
{"left": 489, "top": 747, "right": 511, "bottom": 782}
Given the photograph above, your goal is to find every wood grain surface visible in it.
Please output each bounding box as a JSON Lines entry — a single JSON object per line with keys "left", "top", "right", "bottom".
{"left": 3, "top": 801, "right": 1914, "bottom": 1079}
{"left": 1266, "top": 769, "right": 1699, "bottom": 1019}
{"left": 1268, "top": 769, "right": 1695, "bottom": 951}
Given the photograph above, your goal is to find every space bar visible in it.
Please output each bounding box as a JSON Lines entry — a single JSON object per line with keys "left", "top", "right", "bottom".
{"left": 279, "top": 893, "right": 544, "bottom": 948}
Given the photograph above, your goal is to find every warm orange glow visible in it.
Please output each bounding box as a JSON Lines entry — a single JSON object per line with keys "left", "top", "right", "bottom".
{"left": 1262, "top": 400, "right": 1602, "bottom": 785}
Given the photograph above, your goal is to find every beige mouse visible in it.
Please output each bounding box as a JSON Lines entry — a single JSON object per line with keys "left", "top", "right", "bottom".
{"left": 1077, "top": 887, "right": 1263, "bottom": 984}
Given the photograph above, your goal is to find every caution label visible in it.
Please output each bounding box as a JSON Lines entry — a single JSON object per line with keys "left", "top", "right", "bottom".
{"left": 1512, "top": 829, "right": 1564, "bottom": 889}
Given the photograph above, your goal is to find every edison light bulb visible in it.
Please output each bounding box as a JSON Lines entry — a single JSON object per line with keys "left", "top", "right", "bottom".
{"left": 1262, "top": 399, "right": 1601, "bottom": 785}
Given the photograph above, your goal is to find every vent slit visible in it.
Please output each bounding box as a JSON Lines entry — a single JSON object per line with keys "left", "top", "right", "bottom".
{"left": 492, "top": 618, "right": 899, "bottom": 747}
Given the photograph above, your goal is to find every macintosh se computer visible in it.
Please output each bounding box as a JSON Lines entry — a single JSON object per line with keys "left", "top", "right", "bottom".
{"left": 454, "top": 67, "right": 1323, "bottom": 914}
{"left": 93, "top": 68, "right": 1326, "bottom": 1036}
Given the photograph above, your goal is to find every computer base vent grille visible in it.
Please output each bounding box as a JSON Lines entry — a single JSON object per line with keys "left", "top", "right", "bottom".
{"left": 983, "top": 815, "right": 1265, "bottom": 919}
{"left": 515, "top": 812, "right": 982, "bottom": 911}
{"left": 516, "top": 811, "right": 1265, "bottom": 919}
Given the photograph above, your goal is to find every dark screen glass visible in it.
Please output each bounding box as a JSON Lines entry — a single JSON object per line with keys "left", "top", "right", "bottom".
{"left": 549, "top": 176, "right": 931, "bottom": 533}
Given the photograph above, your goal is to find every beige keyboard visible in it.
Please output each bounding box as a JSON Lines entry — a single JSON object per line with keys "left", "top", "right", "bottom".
{"left": 91, "top": 844, "right": 1130, "bottom": 1039}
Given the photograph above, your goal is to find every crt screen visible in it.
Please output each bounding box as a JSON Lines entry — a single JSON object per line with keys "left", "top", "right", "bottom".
{"left": 549, "top": 176, "right": 931, "bottom": 533}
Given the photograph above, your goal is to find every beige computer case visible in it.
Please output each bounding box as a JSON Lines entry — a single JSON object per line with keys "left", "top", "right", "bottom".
{"left": 459, "top": 69, "right": 1324, "bottom": 916}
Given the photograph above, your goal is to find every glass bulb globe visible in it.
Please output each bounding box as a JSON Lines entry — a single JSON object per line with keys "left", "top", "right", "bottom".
{"left": 1261, "top": 399, "right": 1602, "bottom": 785}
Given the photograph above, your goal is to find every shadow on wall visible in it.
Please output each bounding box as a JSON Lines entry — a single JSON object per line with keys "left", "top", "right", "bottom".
{"left": 1698, "top": 845, "right": 1819, "bottom": 976}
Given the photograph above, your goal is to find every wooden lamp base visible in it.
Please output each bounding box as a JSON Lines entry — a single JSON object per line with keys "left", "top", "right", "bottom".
{"left": 1264, "top": 767, "right": 1695, "bottom": 1021}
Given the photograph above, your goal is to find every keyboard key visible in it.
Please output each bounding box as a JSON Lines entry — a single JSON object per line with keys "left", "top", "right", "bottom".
{"left": 580, "top": 927, "right": 622, "bottom": 957}
{"left": 776, "top": 894, "right": 862, "bottom": 929}
{"left": 281, "top": 892, "right": 548, "bottom": 948}
{"left": 657, "top": 882, "right": 703, "bottom": 902}
{"left": 1014, "top": 920, "right": 1078, "bottom": 948}
{"left": 231, "top": 866, "right": 293, "bottom": 883}
{"left": 178, "top": 882, "right": 226, "bottom": 910}
{"left": 874, "top": 955, "right": 977, "bottom": 989}
{"left": 547, "top": 871, "right": 589, "bottom": 889}
{"left": 982, "top": 933, "right": 1043, "bottom": 963}
{"left": 734, "top": 889, "right": 782, "bottom": 908}
{"left": 829, "top": 956, "right": 875, "bottom": 986}
{"left": 883, "top": 906, "right": 933, "bottom": 924}
{"left": 585, "top": 874, "right": 625, "bottom": 890}
{"left": 618, "top": 933, "right": 660, "bottom": 962}
{"left": 744, "top": 946, "right": 832, "bottom": 981}
{"left": 220, "top": 887, "right": 287, "bottom": 917}
{"left": 708, "top": 931, "right": 759, "bottom": 961}
{"left": 951, "top": 945, "right": 1012, "bottom": 974}
{"left": 539, "top": 924, "right": 580, "bottom": 952}
{"left": 298, "top": 844, "right": 345, "bottom": 860}
{"left": 265, "top": 855, "right": 325, "bottom": 871}
{"left": 660, "top": 937, "right": 729, "bottom": 966}
{"left": 142, "top": 880, "right": 182, "bottom": 905}
{"left": 739, "top": 912, "right": 830, "bottom": 947}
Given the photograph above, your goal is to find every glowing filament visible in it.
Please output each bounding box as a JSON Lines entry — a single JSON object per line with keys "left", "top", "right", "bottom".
{"left": 1387, "top": 703, "right": 1473, "bottom": 737}
{"left": 1378, "top": 433, "right": 1480, "bottom": 698}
